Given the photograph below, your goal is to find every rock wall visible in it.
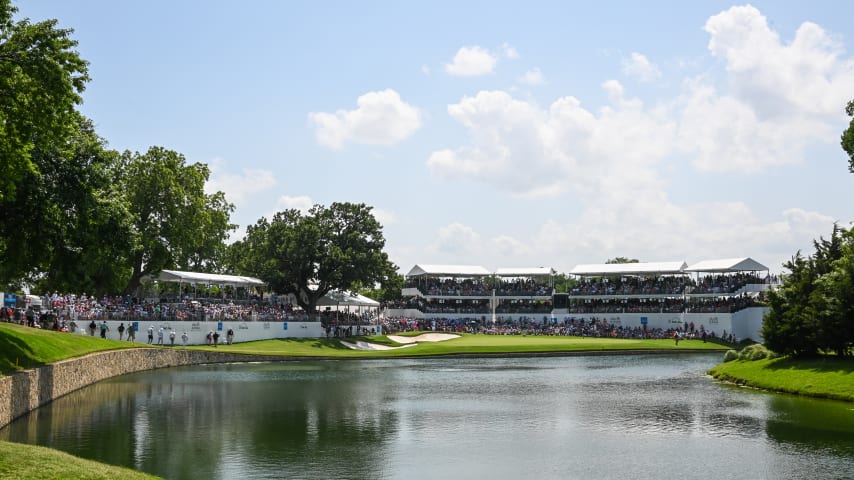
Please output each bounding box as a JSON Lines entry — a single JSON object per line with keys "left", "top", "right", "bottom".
{"left": 0, "top": 349, "right": 287, "bottom": 429}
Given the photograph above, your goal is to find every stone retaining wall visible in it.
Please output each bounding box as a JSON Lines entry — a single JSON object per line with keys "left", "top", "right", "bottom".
{"left": 0, "top": 349, "right": 286, "bottom": 429}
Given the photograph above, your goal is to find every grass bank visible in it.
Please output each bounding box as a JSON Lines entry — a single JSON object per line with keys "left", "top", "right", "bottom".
{"left": 708, "top": 356, "right": 854, "bottom": 402}
{"left": 0, "top": 441, "right": 162, "bottom": 480}
{"left": 0, "top": 323, "right": 140, "bottom": 375}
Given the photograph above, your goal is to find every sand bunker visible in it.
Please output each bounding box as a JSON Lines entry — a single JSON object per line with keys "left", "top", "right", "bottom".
{"left": 340, "top": 340, "right": 417, "bottom": 351}
{"left": 341, "top": 333, "right": 460, "bottom": 350}
{"left": 387, "top": 333, "right": 460, "bottom": 344}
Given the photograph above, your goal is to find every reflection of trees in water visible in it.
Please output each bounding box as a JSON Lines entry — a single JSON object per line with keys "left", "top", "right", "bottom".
{"left": 575, "top": 378, "right": 766, "bottom": 437}
{"left": 764, "top": 395, "right": 854, "bottom": 456}
{"left": 0, "top": 364, "right": 398, "bottom": 479}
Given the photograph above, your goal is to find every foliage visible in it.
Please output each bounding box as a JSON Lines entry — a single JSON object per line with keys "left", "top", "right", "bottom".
{"left": 763, "top": 225, "right": 854, "bottom": 357}
{"left": 843, "top": 99, "right": 854, "bottom": 173}
{"left": 723, "top": 350, "right": 738, "bottom": 362}
{"left": 606, "top": 257, "right": 639, "bottom": 264}
{"left": 229, "top": 203, "right": 392, "bottom": 313}
{"left": 115, "top": 147, "right": 235, "bottom": 293}
{"left": 356, "top": 267, "right": 404, "bottom": 303}
{"left": 0, "top": 1, "right": 89, "bottom": 205}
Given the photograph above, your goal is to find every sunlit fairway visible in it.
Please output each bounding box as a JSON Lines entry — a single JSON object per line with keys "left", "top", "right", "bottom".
{"left": 191, "top": 333, "right": 729, "bottom": 358}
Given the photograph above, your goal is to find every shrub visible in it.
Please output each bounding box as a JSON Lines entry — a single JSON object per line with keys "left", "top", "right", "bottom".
{"left": 737, "top": 343, "right": 775, "bottom": 361}
{"left": 723, "top": 350, "right": 738, "bottom": 362}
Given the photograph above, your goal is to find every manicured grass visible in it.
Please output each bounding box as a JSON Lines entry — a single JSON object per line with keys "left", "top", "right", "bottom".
{"left": 192, "top": 333, "right": 728, "bottom": 358}
{"left": 708, "top": 356, "right": 854, "bottom": 402}
{"left": 0, "top": 323, "right": 142, "bottom": 375}
{"left": 0, "top": 441, "right": 162, "bottom": 480}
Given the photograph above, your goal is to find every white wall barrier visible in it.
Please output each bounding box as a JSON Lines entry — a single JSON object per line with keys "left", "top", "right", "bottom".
{"left": 72, "top": 320, "right": 325, "bottom": 345}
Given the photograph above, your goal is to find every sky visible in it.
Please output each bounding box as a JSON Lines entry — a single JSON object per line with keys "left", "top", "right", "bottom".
{"left": 15, "top": 1, "right": 854, "bottom": 275}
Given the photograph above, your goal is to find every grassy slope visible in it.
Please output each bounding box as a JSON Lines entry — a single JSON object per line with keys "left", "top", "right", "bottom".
{"left": 0, "top": 441, "right": 162, "bottom": 480}
{"left": 0, "top": 323, "right": 141, "bottom": 375}
{"left": 708, "top": 356, "right": 854, "bottom": 402}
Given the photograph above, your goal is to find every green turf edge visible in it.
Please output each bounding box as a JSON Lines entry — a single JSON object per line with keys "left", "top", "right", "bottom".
{"left": 0, "top": 441, "right": 163, "bottom": 480}
{"left": 708, "top": 356, "right": 854, "bottom": 402}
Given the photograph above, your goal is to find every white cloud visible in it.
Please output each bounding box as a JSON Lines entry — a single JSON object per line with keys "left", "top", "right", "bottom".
{"left": 502, "top": 43, "right": 519, "bottom": 60}
{"left": 373, "top": 207, "right": 397, "bottom": 227}
{"left": 308, "top": 89, "right": 421, "bottom": 149}
{"left": 445, "top": 46, "right": 498, "bottom": 76}
{"left": 205, "top": 159, "right": 277, "bottom": 205}
{"left": 421, "top": 64, "right": 430, "bottom": 75}
{"left": 622, "top": 52, "right": 662, "bottom": 81}
{"left": 518, "top": 68, "right": 545, "bottom": 86}
{"left": 428, "top": 84, "right": 674, "bottom": 196}
{"left": 673, "top": 5, "right": 852, "bottom": 173}
{"left": 275, "top": 195, "right": 314, "bottom": 214}
{"left": 431, "top": 222, "right": 482, "bottom": 257}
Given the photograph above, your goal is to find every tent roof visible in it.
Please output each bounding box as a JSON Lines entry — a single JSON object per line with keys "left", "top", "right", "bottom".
{"left": 495, "top": 267, "right": 554, "bottom": 276}
{"left": 569, "top": 261, "right": 688, "bottom": 276}
{"left": 315, "top": 290, "right": 380, "bottom": 307}
{"left": 405, "top": 264, "right": 491, "bottom": 277}
{"left": 148, "top": 270, "right": 266, "bottom": 287}
{"left": 684, "top": 258, "right": 768, "bottom": 273}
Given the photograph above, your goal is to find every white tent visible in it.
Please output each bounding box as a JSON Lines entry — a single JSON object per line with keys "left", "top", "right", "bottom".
{"left": 147, "top": 269, "right": 266, "bottom": 287}
{"left": 684, "top": 258, "right": 768, "bottom": 273}
{"left": 406, "top": 264, "right": 491, "bottom": 277}
{"left": 569, "top": 261, "right": 688, "bottom": 276}
{"left": 316, "top": 290, "right": 380, "bottom": 307}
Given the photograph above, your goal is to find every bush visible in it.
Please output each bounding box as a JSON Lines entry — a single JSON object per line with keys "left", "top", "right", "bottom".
{"left": 737, "top": 343, "right": 775, "bottom": 361}
{"left": 723, "top": 350, "right": 738, "bottom": 362}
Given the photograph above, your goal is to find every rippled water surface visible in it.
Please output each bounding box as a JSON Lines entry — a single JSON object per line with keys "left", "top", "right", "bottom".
{"left": 2, "top": 354, "right": 853, "bottom": 479}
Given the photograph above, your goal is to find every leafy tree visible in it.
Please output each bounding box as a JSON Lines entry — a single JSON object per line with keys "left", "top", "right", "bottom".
{"left": 116, "top": 147, "right": 235, "bottom": 293}
{"left": 843, "top": 99, "right": 854, "bottom": 173}
{"left": 606, "top": 257, "right": 639, "bottom": 264}
{"left": 232, "top": 203, "right": 392, "bottom": 314}
{"left": 762, "top": 252, "right": 822, "bottom": 356}
{"left": 0, "top": 1, "right": 89, "bottom": 203}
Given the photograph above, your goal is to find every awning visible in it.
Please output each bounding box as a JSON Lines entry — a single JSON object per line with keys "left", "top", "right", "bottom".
{"left": 405, "top": 264, "right": 491, "bottom": 277}
{"left": 684, "top": 258, "right": 768, "bottom": 273}
{"left": 145, "top": 269, "right": 266, "bottom": 287}
{"left": 569, "top": 261, "right": 688, "bottom": 276}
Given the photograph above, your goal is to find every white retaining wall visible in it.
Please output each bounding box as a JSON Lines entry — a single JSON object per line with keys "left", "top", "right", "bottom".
{"left": 71, "top": 320, "right": 326, "bottom": 344}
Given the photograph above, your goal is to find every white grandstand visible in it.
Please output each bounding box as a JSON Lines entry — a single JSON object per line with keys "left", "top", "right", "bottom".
{"left": 389, "top": 258, "right": 774, "bottom": 341}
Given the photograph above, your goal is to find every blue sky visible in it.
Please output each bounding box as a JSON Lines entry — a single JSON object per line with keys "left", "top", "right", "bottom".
{"left": 16, "top": 1, "right": 854, "bottom": 274}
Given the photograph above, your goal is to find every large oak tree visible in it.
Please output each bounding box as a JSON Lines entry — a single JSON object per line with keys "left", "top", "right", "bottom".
{"left": 230, "top": 202, "right": 393, "bottom": 313}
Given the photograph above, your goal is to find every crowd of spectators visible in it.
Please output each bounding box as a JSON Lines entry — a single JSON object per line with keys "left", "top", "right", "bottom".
{"left": 380, "top": 316, "right": 737, "bottom": 343}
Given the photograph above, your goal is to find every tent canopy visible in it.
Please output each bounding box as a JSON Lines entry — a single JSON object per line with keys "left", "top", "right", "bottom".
{"left": 316, "top": 290, "right": 380, "bottom": 307}
{"left": 495, "top": 267, "right": 554, "bottom": 277}
{"left": 569, "top": 261, "right": 688, "bottom": 276}
{"left": 684, "top": 258, "right": 768, "bottom": 273}
{"left": 406, "top": 264, "right": 491, "bottom": 277}
{"left": 146, "top": 269, "right": 266, "bottom": 288}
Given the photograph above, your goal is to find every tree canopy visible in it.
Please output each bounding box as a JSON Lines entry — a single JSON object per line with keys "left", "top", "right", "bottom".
{"left": 762, "top": 225, "right": 854, "bottom": 357}
{"left": 0, "top": 0, "right": 89, "bottom": 203}
{"left": 228, "top": 203, "right": 394, "bottom": 313}
{"left": 606, "top": 257, "right": 640, "bottom": 264}
{"left": 843, "top": 99, "right": 854, "bottom": 173}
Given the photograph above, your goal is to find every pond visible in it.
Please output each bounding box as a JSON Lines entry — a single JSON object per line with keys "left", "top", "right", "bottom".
{"left": 2, "top": 354, "right": 853, "bottom": 479}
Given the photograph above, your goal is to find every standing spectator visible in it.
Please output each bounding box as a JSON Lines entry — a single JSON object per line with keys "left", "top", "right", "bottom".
{"left": 89, "top": 320, "right": 97, "bottom": 336}
{"left": 181, "top": 331, "right": 189, "bottom": 347}
{"left": 157, "top": 327, "right": 164, "bottom": 345}
{"left": 169, "top": 328, "right": 176, "bottom": 346}
{"left": 147, "top": 325, "right": 154, "bottom": 344}
{"left": 100, "top": 320, "right": 109, "bottom": 339}
{"left": 226, "top": 328, "right": 234, "bottom": 345}
{"left": 117, "top": 323, "right": 125, "bottom": 341}
{"left": 127, "top": 324, "right": 136, "bottom": 342}
{"left": 213, "top": 330, "right": 220, "bottom": 347}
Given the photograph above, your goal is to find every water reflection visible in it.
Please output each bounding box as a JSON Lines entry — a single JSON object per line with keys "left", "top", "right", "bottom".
{"left": 1, "top": 355, "right": 852, "bottom": 480}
